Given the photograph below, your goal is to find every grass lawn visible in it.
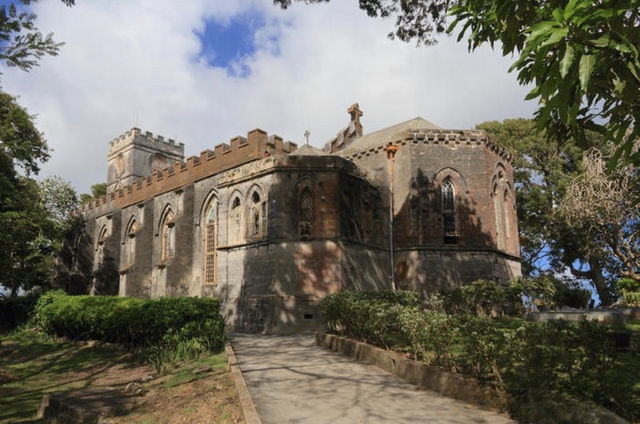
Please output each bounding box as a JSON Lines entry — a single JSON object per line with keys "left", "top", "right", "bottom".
{"left": 0, "top": 330, "right": 243, "bottom": 424}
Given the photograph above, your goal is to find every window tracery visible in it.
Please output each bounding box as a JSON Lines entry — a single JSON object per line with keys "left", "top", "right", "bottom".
{"left": 204, "top": 197, "right": 218, "bottom": 285}
{"left": 299, "top": 187, "right": 313, "bottom": 238}
{"left": 441, "top": 179, "right": 457, "bottom": 244}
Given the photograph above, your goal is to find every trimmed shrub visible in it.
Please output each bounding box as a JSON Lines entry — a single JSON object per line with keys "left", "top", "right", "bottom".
{"left": 441, "top": 280, "right": 524, "bottom": 316}
{"left": 32, "top": 291, "right": 225, "bottom": 350}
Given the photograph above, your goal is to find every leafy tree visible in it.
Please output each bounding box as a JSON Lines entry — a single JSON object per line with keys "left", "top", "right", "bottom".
{"left": 275, "top": 0, "right": 640, "bottom": 165}
{"left": 0, "top": 177, "right": 55, "bottom": 296}
{"left": 477, "top": 119, "right": 616, "bottom": 304}
{"left": 80, "top": 182, "right": 107, "bottom": 203}
{"left": 0, "top": 0, "right": 74, "bottom": 73}
{"left": 560, "top": 145, "right": 640, "bottom": 282}
{"left": 38, "top": 176, "right": 78, "bottom": 230}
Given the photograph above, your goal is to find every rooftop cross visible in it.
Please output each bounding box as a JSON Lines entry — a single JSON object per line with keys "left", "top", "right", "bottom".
{"left": 304, "top": 130, "right": 310, "bottom": 145}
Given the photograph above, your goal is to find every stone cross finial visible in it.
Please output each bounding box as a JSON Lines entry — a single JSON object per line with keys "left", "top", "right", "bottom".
{"left": 347, "top": 103, "right": 363, "bottom": 138}
{"left": 347, "top": 103, "right": 363, "bottom": 123}
{"left": 304, "top": 130, "right": 310, "bottom": 145}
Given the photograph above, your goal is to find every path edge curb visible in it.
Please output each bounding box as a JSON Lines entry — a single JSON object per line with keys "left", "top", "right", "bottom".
{"left": 226, "top": 341, "right": 262, "bottom": 424}
{"left": 315, "top": 332, "right": 506, "bottom": 411}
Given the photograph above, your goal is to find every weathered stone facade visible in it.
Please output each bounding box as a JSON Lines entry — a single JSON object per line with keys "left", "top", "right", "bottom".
{"left": 76, "top": 104, "right": 520, "bottom": 333}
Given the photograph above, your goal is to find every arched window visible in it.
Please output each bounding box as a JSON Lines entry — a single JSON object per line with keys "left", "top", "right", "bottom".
{"left": 204, "top": 197, "right": 218, "bottom": 285}
{"left": 95, "top": 226, "right": 108, "bottom": 268}
{"left": 230, "top": 195, "right": 242, "bottom": 244}
{"left": 299, "top": 187, "right": 313, "bottom": 238}
{"left": 124, "top": 219, "right": 137, "bottom": 266}
{"left": 493, "top": 165, "right": 511, "bottom": 252}
{"left": 441, "top": 179, "right": 456, "bottom": 244}
{"left": 249, "top": 190, "right": 266, "bottom": 240}
{"left": 161, "top": 209, "right": 175, "bottom": 261}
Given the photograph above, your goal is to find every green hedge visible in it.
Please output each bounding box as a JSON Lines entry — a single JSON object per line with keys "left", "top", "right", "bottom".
{"left": 440, "top": 279, "right": 524, "bottom": 316}
{"left": 319, "top": 289, "right": 639, "bottom": 421}
{"left": 32, "top": 291, "right": 225, "bottom": 350}
{"left": 321, "top": 290, "right": 419, "bottom": 348}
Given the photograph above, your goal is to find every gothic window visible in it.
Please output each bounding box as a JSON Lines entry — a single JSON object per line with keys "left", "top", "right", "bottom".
{"left": 362, "top": 193, "right": 372, "bottom": 244}
{"left": 493, "top": 165, "right": 511, "bottom": 252}
{"left": 96, "top": 226, "right": 108, "bottom": 268}
{"left": 442, "top": 179, "right": 457, "bottom": 244}
{"left": 124, "top": 219, "right": 137, "bottom": 266}
{"left": 161, "top": 209, "right": 175, "bottom": 261}
{"left": 503, "top": 189, "right": 511, "bottom": 251}
{"left": 299, "top": 187, "right": 313, "bottom": 238}
{"left": 204, "top": 197, "right": 218, "bottom": 285}
{"left": 248, "top": 190, "right": 266, "bottom": 240}
{"left": 230, "top": 196, "right": 242, "bottom": 244}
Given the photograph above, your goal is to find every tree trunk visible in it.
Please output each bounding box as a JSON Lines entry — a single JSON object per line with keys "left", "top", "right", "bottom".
{"left": 588, "top": 258, "right": 613, "bottom": 306}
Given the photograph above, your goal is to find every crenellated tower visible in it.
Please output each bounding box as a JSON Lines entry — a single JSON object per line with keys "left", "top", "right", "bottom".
{"left": 107, "top": 127, "right": 185, "bottom": 194}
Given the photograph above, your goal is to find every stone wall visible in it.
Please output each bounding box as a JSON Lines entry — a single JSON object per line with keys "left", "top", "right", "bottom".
{"left": 76, "top": 117, "right": 523, "bottom": 333}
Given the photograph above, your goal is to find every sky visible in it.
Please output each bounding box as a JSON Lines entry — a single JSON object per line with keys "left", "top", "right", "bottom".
{"left": 1, "top": 0, "right": 537, "bottom": 194}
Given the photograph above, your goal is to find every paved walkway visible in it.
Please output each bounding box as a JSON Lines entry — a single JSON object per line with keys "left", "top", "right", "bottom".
{"left": 231, "top": 334, "right": 514, "bottom": 424}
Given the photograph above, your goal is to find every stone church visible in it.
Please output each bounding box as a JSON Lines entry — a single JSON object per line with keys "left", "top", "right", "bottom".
{"left": 75, "top": 104, "right": 521, "bottom": 332}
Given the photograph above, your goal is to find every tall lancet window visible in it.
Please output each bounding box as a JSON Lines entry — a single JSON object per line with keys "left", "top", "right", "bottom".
{"left": 299, "top": 187, "right": 313, "bottom": 238}
{"left": 204, "top": 198, "right": 218, "bottom": 285}
{"left": 161, "top": 209, "right": 175, "bottom": 261}
{"left": 96, "top": 226, "right": 108, "bottom": 268}
{"left": 249, "top": 190, "right": 266, "bottom": 239}
{"left": 230, "top": 196, "right": 242, "bottom": 244}
{"left": 124, "top": 219, "right": 137, "bottom": 266}
{"left": 442, "top": 179, "right": 456, "bottom": 244}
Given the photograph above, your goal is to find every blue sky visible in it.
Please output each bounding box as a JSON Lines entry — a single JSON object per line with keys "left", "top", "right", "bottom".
{"left": 196, "top": 11, "right": 269, "bottom": 76}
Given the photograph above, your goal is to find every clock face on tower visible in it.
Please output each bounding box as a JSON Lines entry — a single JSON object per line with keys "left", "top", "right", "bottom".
{"left": 149, "top": 153, "right": 169, "bottom": 172}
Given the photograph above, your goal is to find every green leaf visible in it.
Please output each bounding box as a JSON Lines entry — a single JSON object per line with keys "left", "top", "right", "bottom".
{"left": 579, "top": 54, "right": 595, "bottom": 90}
{"left": 526, "top": 21, "right": 555, "bottom": 40}
{"left": 563, "top": 0, "right": 581, "bottom": 19}
{"left": 560, "top": 45, "right": 575, "bottom": 78}
{"left": 539, "top": 27, "right": 569, "bottom": 48}
{"left": 590, "top": 34, "right": 610, "bottom": 48}
{"left": 552, "top": 8, "right": 564, "bottom": 23}
{"left": 627, "top": 62, "right": 640, "bottom": 82}
{"left": 612, "top": 77, "right": 626, "bottom": 94}
{"left": 525, "top": 86, "right": 540, "bottom": 101}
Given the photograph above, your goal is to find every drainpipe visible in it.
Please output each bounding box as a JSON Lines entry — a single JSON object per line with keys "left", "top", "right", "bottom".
{"left": 385, "top": 144, "right": 399, "bottom": 291}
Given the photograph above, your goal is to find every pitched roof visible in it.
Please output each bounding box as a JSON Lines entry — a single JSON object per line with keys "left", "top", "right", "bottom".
{"left": 336, "top": 117, "right": 442, "bottom": 156}
{"left": 291, "top": 144, "right": 325, "bottom": 156}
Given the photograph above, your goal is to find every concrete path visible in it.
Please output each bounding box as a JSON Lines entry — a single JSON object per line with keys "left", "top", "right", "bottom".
{"left": 231, "top": 334, "right": 514, "bottom": 424}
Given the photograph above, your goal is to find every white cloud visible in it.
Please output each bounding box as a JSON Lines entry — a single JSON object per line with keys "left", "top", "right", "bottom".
{"left": 2, "top": 0, "right": 536, "bottom": 194}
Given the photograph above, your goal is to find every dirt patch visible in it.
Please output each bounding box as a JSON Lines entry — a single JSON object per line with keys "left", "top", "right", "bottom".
{"left": 0, "top": 332, "right": 244, "bottom": 424}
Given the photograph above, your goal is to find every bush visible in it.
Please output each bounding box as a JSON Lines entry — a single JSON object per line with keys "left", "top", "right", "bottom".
{"left": 517, "top": 275, "right": 593, "bottom": 310}
{"left": 617, "top": 277, "right": 640, "bottom": 293}
{"left": 32, "top": 291, "right": 225, "bottom": 350}
{"left": 0, "top": 294, "right": 40, "bottom": 332}
{"left": 441, "top": 280, "right": 524, "bottom": 316}
{"left": 319, "top": 290, "right": 639, "bottom": 421}
{"left": 622, "top": 291, "right": 640, "bottom": 306}
{"left": 397, "top": 307, "right": 456, "bottom": 369}
{"left": 320, "top": 290, "right": 417, "bottom": 348}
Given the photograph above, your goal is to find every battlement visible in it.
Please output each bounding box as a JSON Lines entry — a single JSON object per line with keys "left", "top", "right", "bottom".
{"left": 108, "top": 127, "right": 185, "bottom": 157}
{"left": 82, "top": 128, "right": 298, "bottom": 214}
{"left": 345, "top": 129, "right": 513, "bottom": 163}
